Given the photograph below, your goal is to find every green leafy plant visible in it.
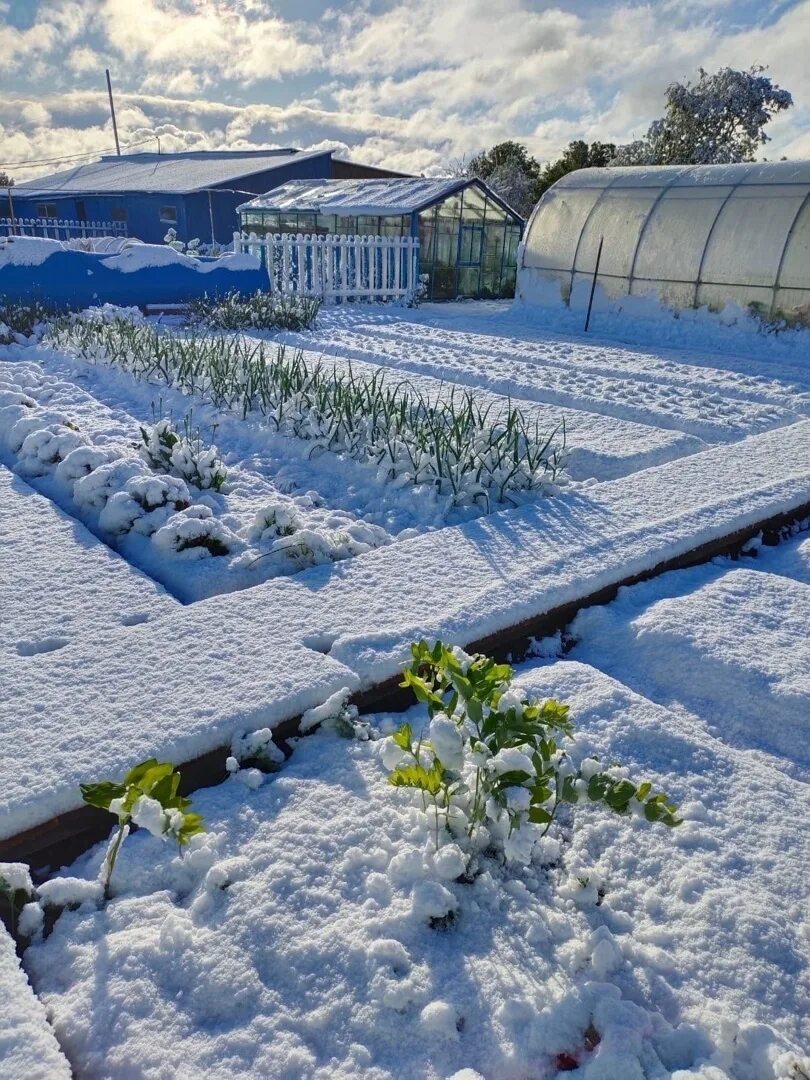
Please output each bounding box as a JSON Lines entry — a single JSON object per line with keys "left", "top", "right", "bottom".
{"left": 384, "top": 640, "right": 681, "bottom": 865}
{"left": 81, "top": 759, "right": 205, "bottom": 899}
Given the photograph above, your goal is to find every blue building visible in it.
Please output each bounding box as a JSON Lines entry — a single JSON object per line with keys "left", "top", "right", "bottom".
{"left": 9, "top": 149, "right": 407, "bottom": 247}
{"left": 238, "top": 177, "right": 524, "bottom": 299}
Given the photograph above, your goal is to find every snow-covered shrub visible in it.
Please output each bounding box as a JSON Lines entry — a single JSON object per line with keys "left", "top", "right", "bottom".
{"left": 73, "top": 458, "right": 143, "bottom": 511}
{"left": 247, "top": 503, "right": 302, "bottom": 543}
{"left": 384, "top": 641, "right": 681, "bottom": 864}
{"left": 17, "top": 423, "right": 88, "bottom": 477}
{"left": 187, "top": 290, "right": 320, "bottom": 332}
{"left": 54, "top": 445, "right": 119, "bottom": 490}
{"left": 98, "top": 474, "right": 191, "bottom": 537}
{"left": 151, "top": 505, "right": 233, "bottom": 558}
{"left": 81, "top": 758, "right": 205, "bottom": 899}
{"left": 139, "top": 417, "right": 227, "bottom": 492}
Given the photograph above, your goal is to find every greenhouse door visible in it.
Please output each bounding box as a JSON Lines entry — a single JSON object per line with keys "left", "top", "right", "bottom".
{"left": 457, "top": 223, "right": 483, "bottom": 297}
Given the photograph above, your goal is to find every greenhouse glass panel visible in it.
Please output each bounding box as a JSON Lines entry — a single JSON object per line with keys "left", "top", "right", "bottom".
{"left": 701, "top": 185, "right": 807, "bottom": 287}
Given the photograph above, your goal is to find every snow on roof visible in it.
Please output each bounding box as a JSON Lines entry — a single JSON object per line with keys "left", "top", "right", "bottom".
{"left": 239, "top": 177, "right": 474, "bottom": 216}
{"left": 13, "top": 149, "right": 332, "bottom": 197}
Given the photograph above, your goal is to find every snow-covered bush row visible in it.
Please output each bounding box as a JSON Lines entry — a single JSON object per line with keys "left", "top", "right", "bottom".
{"left": 0, "top": 381, "right": 236, "bottom": 559}
{"left": 0, "top": 373, "right": 388, "bottom": 572}
{"left": 384, "top": 641, "right": 680, "bottom": 866}
{"left": 46, "top": 313, "right": 568, "bottom": 508}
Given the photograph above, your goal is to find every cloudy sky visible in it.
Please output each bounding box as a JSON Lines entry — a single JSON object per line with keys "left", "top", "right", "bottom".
{"left": 1, "top": 0, "right": 808, "bottom": 181}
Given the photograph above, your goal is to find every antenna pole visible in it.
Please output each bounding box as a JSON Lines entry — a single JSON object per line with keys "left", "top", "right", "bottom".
{"left": 105, "top": 69, "right": 121, "bottom": 156}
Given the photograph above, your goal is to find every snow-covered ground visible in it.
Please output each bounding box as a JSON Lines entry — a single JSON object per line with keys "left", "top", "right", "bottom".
{"left": 0, "top": 925, "right": 70, "bottom": 1080}
{"left": 20, "top": 595, "right": 810, "bottom": 1077}
{"left": 2, "top": 300, "right": 810, "bottom": 1078}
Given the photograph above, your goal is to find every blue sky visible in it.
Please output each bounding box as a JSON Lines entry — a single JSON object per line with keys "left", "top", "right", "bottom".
{"left": 1, "top": 0, "right": 808, "bottom": 180}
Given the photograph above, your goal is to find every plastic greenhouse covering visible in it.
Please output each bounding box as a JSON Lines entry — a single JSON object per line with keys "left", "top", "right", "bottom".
{"left": 518, "top": 161, "right": 810, "bottom": 325}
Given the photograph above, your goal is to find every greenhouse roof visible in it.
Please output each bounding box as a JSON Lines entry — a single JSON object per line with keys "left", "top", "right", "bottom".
{"left": 548, "top": 159, "right": 810, "bottom": 191}
{"left": 14, "top": 149, "right": 331, "bottom": 197}
{"left": 238, "top": 177, "right": 521, "bottom": 218}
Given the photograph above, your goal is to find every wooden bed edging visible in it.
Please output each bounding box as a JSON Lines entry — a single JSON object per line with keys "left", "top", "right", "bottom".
{"left": 3, "top": 500, "right": 808, "bottom": 880}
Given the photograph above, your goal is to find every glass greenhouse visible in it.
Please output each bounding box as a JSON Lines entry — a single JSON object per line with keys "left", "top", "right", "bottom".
{"left": 238, "top": 177, "right": 524, "bottom": 300}
{"left": 519, "top": 161, "right": 810, "bottom": 325}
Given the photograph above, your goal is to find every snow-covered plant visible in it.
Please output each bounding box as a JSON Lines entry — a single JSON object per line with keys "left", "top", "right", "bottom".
{"left": 163, "top": 229, "right": 201, "bottom": 254}
{"left": 0, "top": 298, "right": 61, "bottom": 340}
{"left": 98, "top": 474, "right": 191, "bottom": 537}
{"left": 16, "top": 423, "right": 88, "bottom": 477}
{"left": 151, "top": 505, "right": 233, "bottom": 558}
{"left": 0, "top": 862, "right": 34, "bottom": 936}
{"left": 229, "top": 727, "right": 287, "bottom": 773}
{"left": 248, "top": 503, "right": 302, "bottom": 543}
{"left": 81, "top": 759, "right": 205, "bottom": 899}
{"left": 384, "top": 641, "right": 681, "bottom": 864}
{"left": 139, "top": 414, "right": 227, "bottom": 492}
{"left": 300, "top": 687, "right": 370, "bottom": 740}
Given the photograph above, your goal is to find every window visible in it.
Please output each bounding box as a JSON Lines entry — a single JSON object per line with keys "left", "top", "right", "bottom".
{"left": 75, "top": 200, "right": 87, "bottom": 222}
{"left": 159, "top": 205, "right": 177, "bottom": 223}
{"left": 111, "top": 207, "right": 128, "bottom": 222}
{"left": 36, "top": 203, "right": 58, "bottom": 219}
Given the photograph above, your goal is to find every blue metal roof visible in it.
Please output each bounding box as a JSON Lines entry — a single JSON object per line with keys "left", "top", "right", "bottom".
{"left": 14, "top": 149, "right": 332, "bottom": 197}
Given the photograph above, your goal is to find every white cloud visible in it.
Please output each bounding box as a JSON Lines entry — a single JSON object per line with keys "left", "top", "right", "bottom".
{"left": 1, "top": 0, "right": 807, "bottom": 180}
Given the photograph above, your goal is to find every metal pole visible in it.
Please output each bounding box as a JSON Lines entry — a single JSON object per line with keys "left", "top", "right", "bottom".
{"left": 105, "top": 69, "right": 121, "bottom": 156}
{"left": 208, "top": 189, "right": 216, "bottom": 250}
{"left": 7, "top": 185, "right": 17, "bottom": 235}
{"left": 584, "top": 235, "right": 603, "bottom": 333}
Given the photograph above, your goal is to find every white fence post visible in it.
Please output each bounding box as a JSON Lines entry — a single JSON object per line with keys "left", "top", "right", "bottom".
{"left": 232, "top": 231, "right": 420, "bottom": 305}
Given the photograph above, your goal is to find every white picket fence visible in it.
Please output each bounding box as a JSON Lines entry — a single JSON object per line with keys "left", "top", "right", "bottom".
{"left": 0, "top": 217, "right": 128, "bottom": 240}
{"left": 234, "top": 232, "right": 420, "bottom": 303}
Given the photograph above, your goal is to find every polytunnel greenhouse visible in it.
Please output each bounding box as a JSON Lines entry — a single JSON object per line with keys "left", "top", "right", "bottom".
{"left": 518, "top": 160, "right": 810, "bottom": 326}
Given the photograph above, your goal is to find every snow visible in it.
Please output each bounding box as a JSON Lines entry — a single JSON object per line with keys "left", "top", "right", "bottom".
{"left": 570, "top": 565, "right": 810, "bottom": 767}
{"left": 0, "top": 928, "right": 70, "bottom": 1079}
{"left": 276, "top": 307, "right": 807, "bottom": 444}
{"left": 13, "top": 148, "right": 327, "bottom": 197}
{"left": 0, "top": 235, "right": 65, "bottom": 268}
{"left": 239, "top": 176, "right": 471, "bottom": 216}
{"left": 0, "top": 465, "right": 170, "bottom": 650}
{"left": 2, "top": 416, "right": 810, "bottom": 841}
{"left": 100, "top": 244, "right": 259, "bottom": 274}
{"left": 21, "top": 648, "right": 810, "bottom": 1077}
{"left": 3, "top": 298, "right": 810, "bottom": 1075}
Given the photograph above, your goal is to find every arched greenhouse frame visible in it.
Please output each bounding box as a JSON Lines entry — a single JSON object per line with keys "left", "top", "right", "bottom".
{"left": 518, "top": 161, "right": 810, "bottom": 325}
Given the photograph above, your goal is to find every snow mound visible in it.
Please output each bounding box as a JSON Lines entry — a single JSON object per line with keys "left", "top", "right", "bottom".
{"left": 571, "top": 564, "right": 810, "bottom": 766}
